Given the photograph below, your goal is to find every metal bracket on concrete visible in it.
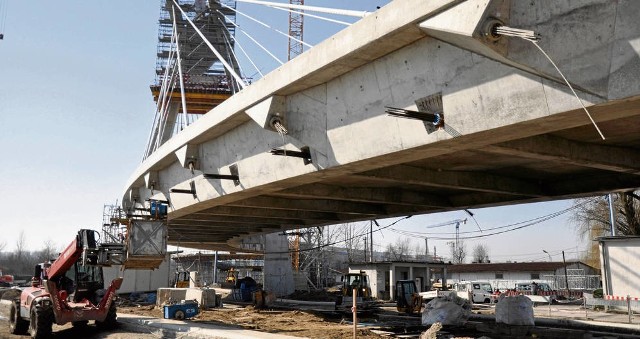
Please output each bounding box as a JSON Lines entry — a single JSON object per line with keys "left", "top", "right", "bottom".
{"left": 203, "top": 164, "right": 240, "bottom": 186}
{"left": 175, "top": 144, "right": 200, "bottom": 174}
{"left": 144, "top": 171, "right": 159, "bottom": 193}
{"left": 270, "top": 146, "right": 312, "bottom": 165}
{"left": 170, "top": 181, "right": 197, "bottom": 198}
{"left": 245, "top": 95, "right": 287, "bottom": 133}
{"left": 386, "top": 92, "right": 444, "bottom": 134}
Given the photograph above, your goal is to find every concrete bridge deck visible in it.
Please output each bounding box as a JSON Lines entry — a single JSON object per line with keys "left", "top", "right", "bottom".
{"left": 123, "top": 0, "right": 640, "bottom": 250}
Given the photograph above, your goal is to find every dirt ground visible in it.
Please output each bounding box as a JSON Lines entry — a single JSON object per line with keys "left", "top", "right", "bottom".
{"left": 120, "top": 304, "right": 387, "bottom": 339}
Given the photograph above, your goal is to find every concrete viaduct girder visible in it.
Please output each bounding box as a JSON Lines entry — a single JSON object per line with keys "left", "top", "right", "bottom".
{"left": 124, "top": 0, "right": 640, "bottom": 251}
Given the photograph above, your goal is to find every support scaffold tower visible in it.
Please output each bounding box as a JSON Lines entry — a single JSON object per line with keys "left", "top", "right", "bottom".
{"left": 152, "top": 0, "right": 241, "bottom": 112}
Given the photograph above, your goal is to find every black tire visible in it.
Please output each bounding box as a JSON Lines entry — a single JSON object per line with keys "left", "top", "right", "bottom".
{"left": 9, "top": 302, "right": 28, "bottom": 335}
{"left": 96, "top": 304, "right": 117, "bottom": 330}
{"left": 29, "top": 306, "right": 53, "bottom": 339}
{"left": 174, "top": 310, "right": 185, "bottom": 320}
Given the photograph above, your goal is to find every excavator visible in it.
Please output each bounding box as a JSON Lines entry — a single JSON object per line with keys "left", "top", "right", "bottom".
{"left": 9, "top": 229, "right": 127, "bottom": 338}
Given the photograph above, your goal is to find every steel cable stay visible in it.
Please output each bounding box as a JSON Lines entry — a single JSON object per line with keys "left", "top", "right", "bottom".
{"left": 236, "top": 0, "right": 370, "bottom": 18}
{"left": 172, "top": 0, "right": 247, "bottom": 89}
{"left": 217, "top": 16, "right": 264, "bottom": 78}
{"left": 267, "top": 5, "right": 351, "bottom": 26}
{"left": 221, "top": 3, "right": 313, "bottom": 49}
{"left": 0, "top": 0, "right": 7, "bottom": 39}
{"left": 221, "top": 32, "right": 245, "bottom": 94}
{"left": 494, "top": 25, "right": 605, "bottom": 140}
{"left": 218, "top": 10, "right": 284, "bottom": 66}
{"left": 145, "top": 27, "right": 178, "bottom": 158}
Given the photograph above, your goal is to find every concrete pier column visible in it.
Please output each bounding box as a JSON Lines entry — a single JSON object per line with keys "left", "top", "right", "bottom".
{"left": 263, "top": 233, "right": 295, "bottom": 297}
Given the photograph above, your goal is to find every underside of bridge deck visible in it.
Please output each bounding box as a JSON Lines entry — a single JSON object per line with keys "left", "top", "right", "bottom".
{"left": 166, "top": 97, "right": 640, "bottom": 250}
{"left": 124, "top": 0, "right": 640, "bottom": 251}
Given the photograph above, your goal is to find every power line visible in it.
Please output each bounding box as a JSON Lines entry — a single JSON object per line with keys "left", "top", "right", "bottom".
{"left": 388, "top": 199, "right": 596, "bottom": 240}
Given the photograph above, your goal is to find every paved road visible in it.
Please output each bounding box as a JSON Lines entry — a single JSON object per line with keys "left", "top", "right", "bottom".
{"left": 0, "top": 320, "right": 159, "bottom": 339}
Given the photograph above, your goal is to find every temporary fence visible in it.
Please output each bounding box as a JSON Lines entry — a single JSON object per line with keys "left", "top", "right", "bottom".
{"left": 584, "top": 292, "right": 640, "bottom": 323}
{"left": 542, "top": 274, "right": 601, "bottom": 291}
{"left": 502, "top": 289, "right": 584, "bottom": 299}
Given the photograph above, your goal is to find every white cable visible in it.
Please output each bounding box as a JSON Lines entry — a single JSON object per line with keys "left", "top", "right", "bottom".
{"left": 172, "top": 0, "right": 247, "bottom": 89}
{"left": 236, "top": 0, "right": 369, "bottom": 18}
{"left": 496, "top": 26, "right": 605, "bottom": 140}
{"left": 145, "top": 31, "right": 177, "bottom": 158}
{"left": 268, "top": 6, "right": 351, "bottom": 26}
{"left": 222, "top": 3, "right": 312, "bottom": 49}
{"left": 528, "top": 40, "right": 605, "bottom": 140}
{"left": 218, "top": 10, "right": 283, "bottom": 65}
{"left": 218, "top": 17, "right": 264, "bottom": 78}
{"left": 221, "top": 32, "right": 246, "bottom": 93}
{"left": 172, "top": 6, "right": 189, "bottom": 130}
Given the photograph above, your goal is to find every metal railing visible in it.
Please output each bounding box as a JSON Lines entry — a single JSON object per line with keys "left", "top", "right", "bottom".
{"left": 584, "top": 292, "right": 640, "bottom": 323}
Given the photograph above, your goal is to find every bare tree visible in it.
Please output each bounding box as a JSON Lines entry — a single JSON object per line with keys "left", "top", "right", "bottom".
{"left": 572, "top": 191, "right": 640, "bottom": 268}
{"left": 411, "top": 241, "right": 425, "bottom": 260}
{"left": 449, "top": 240, "right": 466, "bottom": 264}
{"left": 15, "top": 231, "right": 26, "bottom": 261}
{"left": 321, "top": 222, "right": 366, "bottom": 263}
{"left": 37, "top": 239, "right": 58, "bottom": 263}
{"left": 0, "top": 240, "right": 5, "bottom": 253}
{"left": 472, "top": 244, "right": 490, "bottom": 263}
{"left": 384, "top": 237, "right": 412, "bottom": 261}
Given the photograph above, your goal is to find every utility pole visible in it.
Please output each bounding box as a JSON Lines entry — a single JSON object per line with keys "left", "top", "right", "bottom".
{"left": 562, "top": 251, "right": 570, "bottom": 294}
{"left": 425, "top": 238, "right": 429, "bottom": 260}
{"left": 370, "top": 220, "right": 374, "bottom": 262}
{"left": 363, "top": 237, "right": 368, "bottom": 262}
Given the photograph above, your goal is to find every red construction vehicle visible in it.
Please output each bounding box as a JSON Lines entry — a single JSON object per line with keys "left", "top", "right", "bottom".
{"left": 0, "top": 270, "right": 13, "bottom": 287}
{"left": 9, "top": 229, "right": 126, "bottom": 338}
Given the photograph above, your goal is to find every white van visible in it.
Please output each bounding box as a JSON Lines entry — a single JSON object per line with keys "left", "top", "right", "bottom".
{"left": 453, "top": 281, "right": 494, "bottom": 303}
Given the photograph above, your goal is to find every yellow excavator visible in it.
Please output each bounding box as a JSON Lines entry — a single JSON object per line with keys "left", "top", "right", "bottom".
{"left": 395, "top": 280, "right": 423, "bottom": 314}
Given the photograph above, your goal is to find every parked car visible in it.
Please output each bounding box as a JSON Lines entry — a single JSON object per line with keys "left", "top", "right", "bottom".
{"left": 454, "top": 281, "right": 493, "bottom": 303}
{"left": 515, "top": 282, "right": 553, "bottom": 293}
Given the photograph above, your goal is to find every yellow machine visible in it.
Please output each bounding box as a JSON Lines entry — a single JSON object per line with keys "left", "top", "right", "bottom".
{"left": 395, "top": 280, "right": 423, "bottom": 314}
{"left": 174, "top": 271, "right": 190, "bottom": 288}
{"left": 226, "top": 268, "right": 238, "bottom": 283}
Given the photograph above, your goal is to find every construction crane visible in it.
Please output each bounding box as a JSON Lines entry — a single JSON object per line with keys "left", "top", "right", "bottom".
{"left": 288, "top": 0, "right": 304, "bottom": 60}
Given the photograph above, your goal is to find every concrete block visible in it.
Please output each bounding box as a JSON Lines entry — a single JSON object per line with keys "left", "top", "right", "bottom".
{"left": 157, "top": 288, "right": 218, "bottom": 309}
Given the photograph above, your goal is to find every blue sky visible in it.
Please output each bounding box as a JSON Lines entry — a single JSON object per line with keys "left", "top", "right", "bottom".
{"left": 0, "top": 1, "right": 591, "bottom": 262}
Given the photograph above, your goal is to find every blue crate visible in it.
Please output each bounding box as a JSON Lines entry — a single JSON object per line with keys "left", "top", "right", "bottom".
{"left": 163, "top": 301, "right": 199, "bottom": 319}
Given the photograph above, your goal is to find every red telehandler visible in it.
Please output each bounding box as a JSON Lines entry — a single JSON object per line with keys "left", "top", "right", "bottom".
{"left": 9, "top": 229, "right": 126, "bottom": 338}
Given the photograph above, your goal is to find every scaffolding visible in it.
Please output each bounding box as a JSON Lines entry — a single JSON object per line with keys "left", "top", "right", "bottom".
{"left": 151, "top": 0, "right": 242, "bottom": 115}
{"left": 102, "top": 204, "right": 128, "bottom": 244}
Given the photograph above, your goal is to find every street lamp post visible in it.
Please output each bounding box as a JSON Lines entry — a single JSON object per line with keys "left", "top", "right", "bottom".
{"left": 542, "top": 250, "right": 552, "bottom": 262}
